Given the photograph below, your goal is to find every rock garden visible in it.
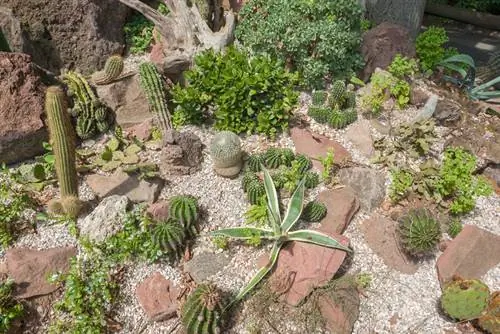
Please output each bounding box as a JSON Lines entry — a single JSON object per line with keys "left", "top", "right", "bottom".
{"left": 0, "top": 0, "right": 499, "bottom": 333}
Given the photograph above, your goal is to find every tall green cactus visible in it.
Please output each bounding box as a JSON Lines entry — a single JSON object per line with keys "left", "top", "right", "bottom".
{"left": 92, "top": 55, "right": 124, "bottom": 85}
{"left": 138, "top": 62, "right": 172, "bottom": 143}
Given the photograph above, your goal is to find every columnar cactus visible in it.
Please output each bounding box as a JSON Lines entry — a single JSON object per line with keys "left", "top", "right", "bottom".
{"left": 210, "top": 131, "right": 243, "bottom": 178}
{"left": 181, "top": 283, "right": 224, "bottom": 334}
{"left": 311, "top": 90, "right": 328, "bottom": 106}
{"left": 242, "top": 172, "right": 260, "bottom": 192}
{"left": 247, "top": 180, "right": 266, "bottom": 205}
{"left": 329, "top": 80, "right": 346, "bottom": 106}
{"left": 441, "top": 278, "right": 490, "bottom": 321}
{"left": 301, "top": 200, "right": 327, "bottom": 222}
{"left": 138, "top": 62, "right": 172, "bottom": 144}
{"left": 308, "top": 106, "right": 331, "bottom": 124}
{"left": 92, "top": 55, "right": 124, "bottom": 85}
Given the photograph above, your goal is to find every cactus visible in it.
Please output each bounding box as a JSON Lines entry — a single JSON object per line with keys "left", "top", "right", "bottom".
{"left": 246, "top": 154, "right": 265, "bottom": 172}
{"left": 295, "top": 154, "right": 312, "bottom": 174}
{"left": 247, "top": 179, "right": 266, "bottom": 205}
{"left": 181, "top": 283, "right": 224, "bottom": 334}
{"left": 60, "top": 196, "right": 83, "bottom": 219}
{"left": 242, "top": 172, "right": 260, "bottom": 192}
{"left": 448, "top": 220, "right": 462, "bottom": 238}
{"left": 304, "top": 171, "right": 320, "bottom": 189}
{"left": 344, "top": 108, "right": 358, "bottom": 125}
{"left": 441, "top": 277, "right": 490, "bottom": 321}
{"left": 138, "top": 62, "right": 172, "bottom": 144}
{"left": 329, "top": 80, "right": 346, "bottom": 107}
{"left": 344, "top": 91, "right": 356, "bottom": 109}
{"left": 280, "top": 148, "right": 295, "bottom": 167}
{"left": 264, "top": 148, "right": 282, "bottom": 169}
{"left": 308, "top": 106, "right": 331, "bottom": 124}
{"left": 478, "top": 291, "right": 500, "bottom": 334}
{"left": 301, "top": 200, "right": 327, "bottom": 222}
{"left": 151, "top": 217, "right": 186, "bottom": 258}
{"left": 271, "top": 171, "right": 286, "bottom": 189}
{"left": 210, "top": 131, "right": 243, "bottom": 177}
{"left": 397, "top": 208, "right": 441, "bottom": 257}
{"left": 169, "top": 195, "right": 199, "bottom": 235}
{"left": 329, "top": 110, "right": 348, "bottom": 129}
{"left": 312, "top": 90, "right": 328, "bottom": 106}
{"left": 92, "top": 55, "right": 124, "bottom": 85}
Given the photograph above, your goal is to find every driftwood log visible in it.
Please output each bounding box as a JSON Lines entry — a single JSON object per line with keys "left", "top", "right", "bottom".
{"left": 425, "top": 3, "right": 500, "bottom": 31}
{"left": 118, "top": 0, "right": 235, "bottom": 74}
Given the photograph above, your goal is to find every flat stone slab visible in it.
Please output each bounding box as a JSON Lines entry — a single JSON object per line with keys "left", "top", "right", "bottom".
{"left": 436, "top": 225, "right": 500, "bottom": 285}
{"left": 338, "top": 167, "right": 386, "bottom": 212}
{"left": 184, "top": 252, "right": 231, "bottom": 283}
{"left": 317, "top": 187, "right": 360, "bottom": 234}
{"left": 136, "top": 272, "right": 179, "bottom": 321}
{"left": 344, "top": 119, "right": 374, "bottom": 158}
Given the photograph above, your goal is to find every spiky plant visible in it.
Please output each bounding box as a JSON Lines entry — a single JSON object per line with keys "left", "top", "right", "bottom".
{"left": 181, "top": 283, "right": 224, "bottom": 334}
{"left": 138, "top": 62, "right": 172, "bottom": 143}
{"left": 344, "top": 90, "right": 356, "bottom": 109}
{"left": 242, "top": 172, "right": 260, "bottom": 192}
{"left": 478, "top": 291, "right": 500, "bottom": 334}
{"left": 271, "top": 171, "right": 286, "bottom": 189}
{"left": 311, "top": 90, "right": 328, "bottom": 106}
{"left": 168, "top": 195, "right": 199, "bottom": 236}
{"left": 301, "top": 200, "right": 327, "bottom": 222}
{"left": 246, "top": 154, "right": 265, "bottom": 172}
{"left": 295, "top": 154, "right": 312, "bottom": 174}
{"left": 211, "top": 168, "right": 351, "bottom": 309}
{"left": 344, "top": 108, "right": 358, "bottom": 124}
{"left": 264, "top": 148, "right": 283, "bottom": 169}
{"left": 397, "top": 209, "right": 441, "bottom": 257}
{"left": 210, "top": 131, "right": 243, "bottom": 177}
{"left": 151, "top": 217, "right": 186, "bottom": 258}
{"left": 247, "top": 180, "right": 266, "bottom": 205}
{"left": 308, "top": 106, "right": 331, "bottom": 124}
{"left": 304, "top": 171, "right": 320, "bottom": 189}
{"left": 441, "top": 277, "right": 490, "bottom": 321}
{"left": 448, "top": 220, "right": 462, "bottom": 239}
{"left": 329, "top": 80, "right": 346, "bottom": 107}
{"left": 92, "top": 55, "right": 124, "bottom": 85}
{"left": 328, "top": 110, "right": 348, "bottom": 129}
{"left": 280, "top": 148, "right": 295, "bottom": 167}
{"left": 244, "top": 198, "right": 268, "bottom": 227}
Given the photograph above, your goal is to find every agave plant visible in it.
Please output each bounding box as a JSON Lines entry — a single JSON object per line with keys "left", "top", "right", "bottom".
{"left": 469, "top": 76, "right": 500, "bottom": 100}
{"left": 211, "top": 167, "right": 351, "bottom": 309}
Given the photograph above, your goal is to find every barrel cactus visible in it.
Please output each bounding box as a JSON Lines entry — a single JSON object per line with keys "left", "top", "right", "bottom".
{"left": 168, "top": 195, "right": 199, "bottom": 236}
{"left": 151, "top": 217, "right": 186, "bottom": 259}
{"left": 301, "top": 200, "right": 327, "bottom": 222}
{"left": 181, "top": 283, "right": 224, "bottom": 334}
{"left": 441, "top": 277, "right": 490, "bottom": 321}
{"left": 344, "top": 90, "right": 356, "bottom": 109}
{"left": 397, "top": 208, "right": 441, "bottom": 257}
{"left": 247, "top": 179, "right": 266, "bottom": 205}
{"left": 295, "top": 154, "right": 312, "bottom": 174}
{"left": 312, "top": 90, "right": 328, "bottom": 106}
{"left": 264, "top": 148, "right": 283, "bottom": 169}
{"left": 242, "top": 172, "right": 260, "bottom": 192}
{"left": 210, "top": 131, "right": 243, "bottom": 178}
{"left": 92, "top": 55, "right": 124, "bottom": 85}
{"left": 329, "top": 80, "right": 346, "bottom": 107}
{"left": 246, "top": 154, "right": 265, "bottom": 172}
{"left": 308, "top": 106, "right": 331, "bottom": 124}
{"left": 478, "top": 291, "right": 500, "bottom": 334}
{"left": 304, "top": 171, "right": 320, "bottom": 189}
{"left": 329, "top": 110, "right": 348, "bottom": 129}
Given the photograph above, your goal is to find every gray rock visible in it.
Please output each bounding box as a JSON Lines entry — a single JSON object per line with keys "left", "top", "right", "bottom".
{"left": 161, "top": 130, "right": 204, "bottom": 175}
{"left": 338, "top": 167, "right": 386, "bottom": 212}
{"left": 344, "top": 119, "right": 374, "bottom": 158}
{"left": 433, "top": 98, "right": 462, "bottom": 126}
{"left": 79, "top": 195, "right": 129, "bottom": 242}
{"left": 184, "top": 252, "right": 231, "bottom": 283}
{"left": 413, "top": 94, "right": 438, "bottom": 123}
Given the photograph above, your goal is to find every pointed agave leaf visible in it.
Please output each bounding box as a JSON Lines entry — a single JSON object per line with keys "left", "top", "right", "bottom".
{"left": 210, "top": 227, "right": 274, "bottom": 240}
{"left": 262, "top": 167, "right": 281, "bottom": 234}
{"left": 287, "top": 229, "right": 352, "bottom": 252}
{"left": 281, "top": 177, "right": 306, "bottom": 233}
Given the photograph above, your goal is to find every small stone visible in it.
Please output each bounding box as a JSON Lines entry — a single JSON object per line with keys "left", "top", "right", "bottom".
{"left": 338, "top": 167, "right": 386, "bottom": 212}
{"left": 146, "top": 200, "right": 170, "bottom": 221}
{"left": 410, "top": 84, "right": 429, "bottom": 106}
{"left": 413, "top": 94, "right": 438, "bottom": 123}
{"left": 344, "top": 119, "right": 374, "bottom": 158}
{"left": 126, "top": 119, "right": 153, "bottom": 141}
{"left": 136, "top": 272, "right": 179, "bottom": 321}
{"left": 317, "top": 187, "right": 360, "bottom": 234}
{"left": 161, "top": 130, "right": 204, "bottom": 175}
{"left": 184, "top": 252, "right": 231, "bottom": 283}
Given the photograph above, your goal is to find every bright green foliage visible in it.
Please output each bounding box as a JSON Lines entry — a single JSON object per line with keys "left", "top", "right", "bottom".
{"left": 171, "top": 47, "right": 299, "bottom": 138}
{"left": 388, "top": 54, "right": 418, "bottom": 78}
{"left": 235, "top": 0, "right": 364, "bottom": 89}
{"left": 181, "top": 283, "right": 225, "bottom": 334}
{"left": 92, "top": 55, "right": 124, "bottom": 85}
{"left": 416, "top": 26, "right": 457, "bottom": 72}
{"left": 434, "top": 147, "right": 492, "bottom": 214}
{"left": 246, "top": 179, "right": 266, "bottom": 205}
{"left": 49, "top": 254, "right": 116, "bottom": 334}
{"left": 123, "top": 4, "right": 169, "bottom": 54}
{"left": 478, "top": 291, "right": 500, "bottom": 334}
{"left": 362, "top": 70, "right": 410, "bottom": 113}
{"left": 211, "top": 168, "right": 351, "bottom": 308}
{"left": 304, "top": 171, "right": 320, "bottom": 189}
{"left": 397, "top": 209, "right": 441, "bottom": 257}
{"left": 246, "top": 154, "right": 265, "bottom": 172}
{"left": 169, "top": 195, "right": 199, "bottom": 235}
{"left": 318, "top": 149, "right": 335, "bottom": 182}
{"left": 264, "top": 148, "right": 295, "bottom": 169}
{"left": 295, "top": 154, "right": 312, "bottom": 174}
{"left": 245, "top": 199, "right": 268, "bottom": 227}
{"left": 440, "top": 278, "right": 490, "bottom": 321}
{"left": 138, "top": 62, "right": 172, "bottom": 142}
{"left": 151, "top": 217, "right": 186, "bottom": 259}
{"left": 62, "top": 72, "right": 110, "bottom": 139}
{"left": 329, "top": 110, "right": 350, "bottom": 129}
{"left": 301, "top": 201, "right": 327, "bottom": 222}
{"left": 389, "top": 169, "right": 414, "bottom": 203}
{"left": 0, "top": 278, "right": 24, "bottom": 332}
{"left": 447, "top": 219, "right": 462, "bottom": 238}
{"left": 210, "top": 131, "right": 242, "bottom": 168}
{"left": 242, "top": 172, "right": 260, "bottom": 192}
{"left": 390, "top": 80, "right": 411, "bottom": 109}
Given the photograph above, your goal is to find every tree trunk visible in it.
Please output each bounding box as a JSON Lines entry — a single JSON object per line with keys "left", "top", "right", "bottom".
{"left": 118, "top": 0, "right": 235, "bottom": 74}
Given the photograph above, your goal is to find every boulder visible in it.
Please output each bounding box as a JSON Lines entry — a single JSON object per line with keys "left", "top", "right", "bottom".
{"left": 6, "top": 247, "right": 77, "bottom": 298}
{"left": 136, "top": 272, "right": 179, "bottom": 321}
{"left": 184, "top": 252, "right": 231, "bottom": 283}
{"left": 317, "top": 187, "right": 360, "bottom": 234}
{"left": 161, "top": 130, "right": 204, "bottom": 175}
{"left": 147, "top": 200, "right": 170, "bottom": 221}
{"left": 344, "top": 119, "right": 374, "bottom": 158}
{"left": 338, "top": 167, "right": 386, "bottom": 212}
{"left": 361, "top": 22, "right": 416, "bottom": 81}
{"left": 1, "top": 0, "right": 129, "bottom": 74}
{"left": 0, "top": 52, "right": 48, "bottom": 164}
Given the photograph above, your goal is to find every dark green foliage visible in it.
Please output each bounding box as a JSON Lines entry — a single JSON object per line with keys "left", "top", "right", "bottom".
{"left": 295, "top": 154, "right": 312, "bottom": 174}
{"left": 312, "top": 90, "right": 329, "bottom": 106}
{"left": 430, "top": 0, "right": 500, "bottom": 14}
{"left": 304, "top": 171, "right": 320, "bottom": 189}
{"left": 0, "top": 29, "right": 10, "bottom": 52}
{"left": 301, "top": 201, "right": 327, "bottom": 222}
{"left": 235, "top": 0, "right": 364, "bottom": 88}
{"left": 171, "top": 47, "right": 299, "bottom": 138}
{"left": 169, "top": 195, "right": 199, "bottom": 235}
{"left": 447, "top": 220, "right": 462, "bottom": 238}
{"left": 328, "top": 110, "right": 348, "bottom": 129}
{"left": 308, "top": 106, "right": 331, "bottom": 124}
{"left": 247, "top": 180, "right": 266, "bottom": 205}
{"left": 151, "top": 217, "right": 186, "bottom": 258}
{"left": 397, "top": 209, "right": 441, "bottom": 257}
{"left": 344, "top": 91, "right": 357, "bottom": 109}
{"left": 246, "top": 154, "right": 265, "bottom": 172}
{"left": 0, "top": 278, "right": 24, "bottom": 332}
{"left": 181, "top": 284, "right": 224, "bottom": 334}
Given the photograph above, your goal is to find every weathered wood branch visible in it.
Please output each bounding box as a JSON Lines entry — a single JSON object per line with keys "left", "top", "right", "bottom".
{"left": 425, "top": 3, "right": 500, "bottom": 31}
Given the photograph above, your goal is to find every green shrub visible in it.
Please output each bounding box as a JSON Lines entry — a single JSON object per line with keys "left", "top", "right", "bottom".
{"left": 416, "top": 26, "right": 457, "bottom": 72}
{"left": 235, "top": 0, "right": 364, "bottom": 89}
{"left": 0, "top": 278, "right": 24, "bottom": 332}
{"left": 362, "top": 70, "right": 411, "bottom": 112}
{"left": 124, "top": 4, "right": 169, "bottom": 54}
{"left": 388, "top": 54, "right": 418, "bottom": 79}
{"left": 171, "top": 47, "right": 299, "bottom": 138}
{"left": 389, "top": 168, "right": 414, "bottom": 203}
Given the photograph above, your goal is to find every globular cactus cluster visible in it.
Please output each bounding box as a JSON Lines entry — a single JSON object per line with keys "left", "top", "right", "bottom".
{"left": 210, "top": 131, "right": 243, "bottom": 178}
{"left": 440, "top": 277, "right": 490, "bottom": 321}
{"left": 169, "top": 195, "right": 199, "bottom": 236}
{"left": 478, "top": 291, "right": 500, "bottom": 334}
{"left": 304, "top": 171, "right": 319, "bottom": 189}
{"left": 301, "top": 200, "right": 327, "bottom": 222}
{"left": 295, "top": 154, "right": 312, "bottom": 174}
{"left": 45, "top": 86, "right": 82, "bottom": 218}
{"left": 138, "top": 62, "right": 173, "bottom": 144}
{"left": 263, "top": 148, "right": 295, "bottom": 169}
{"left": 397, "top": 208, "right": 441, "bottom": 257}
{"left": 242, "top": 172, "right": 265, "bottom": 205}
{"left": 151, "top": 217, "right": 186, "bottom": 258}
{"left": 246, "top": 153, "right": 265, "bottom": 172}
{"left": 308, "top": 79, "right": 358, "bottom": 129}
{"left": 63, "top": 71, "right": 111, "bottom": 139}
{"left": 91, "top": 55, "right": 124, "bottom": 85}
{"left": 181, "top": 283, "right": 225, "bottom": 334}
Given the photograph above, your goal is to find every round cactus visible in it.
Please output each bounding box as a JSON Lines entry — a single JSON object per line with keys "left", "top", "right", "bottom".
{"left": 304, "top": 171, "right": 320, "bottom": 189}
{"left": 301, "top": 201, "right": 327, "bottom": 222}
{"left": 271, "top": 171, "right": 286, "bottom": 189}
{"left": 344, "top": 108, "right": 358, "bottom": 125}
{"left": 441, "top": 278, "right": 490, "bottom": 321}
{"left": 328, "top": 110, "right": 348, "bottom": 129}
{"left": 247, "top": 180, "right": 266, "bottom": 205}
{"left": 169, "top": 195, "right": 199, "bottom": 235}
{"left": 181, "top": 283, "right": 224, "bottom": 334}
{"left": 151, "top": 217, "right": 186, "bottom": 258}
{"left": 308, "top": 106, "right": 331, "bottom": 124}
{"left": 311, "top": 90, "right": 328, "bottom": 106}
{"left": 264, "top": 148, "right": 282, "bottom": 169}
{"left": 60, "top": 196, "right": 83, "bottom": 219}
{"left": 295, "top": 154, "right": 312, "bottom": 174}
{"left": 329, "top": 80, "right": 346, "bottom": 106}
{"left": 280, "top": 148, "right": 295, "bottom": 167}
{"left": 478, "top": 291, "right": 500, "bottom": 334}
{"left": 210, "top": 131, "right": 242, "bottom": 168}
{"left": 397, "top": 209, "right": 441, "bottom": 257}
{"left": 242, "top": 172, "right": 260, "bottom": 192}
{"left": 246, "top": 154, "right": 265, "bottom": 172}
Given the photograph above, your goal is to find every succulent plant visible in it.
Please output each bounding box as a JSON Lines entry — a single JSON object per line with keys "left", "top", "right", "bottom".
{"left": 329, "top": 80, "right": 346, "bottom": 107}
{"left": 311, "top": 90, "right": 328, "bottom": 106}
{"left": 448, "top": 220, "right": 462, "bottom": 239}
{"left": 263, "top": 148, "right": 283, "bottom": 169}
{"left": 280, "top": 148, "right": 295, "bottom": 167}
{"left": 301, "top": 200, "right": 327, "bottom": 222}
{"left": 308, "top": 106, "right": 331, "bottom": 124}
{"left": 344, "top": 90, "right": 356, "bottom": 109}
{"left": 328, "top": 110, "right": 348, "bottom": 129}
{"left": 169, "top": 195, "right": 199, "bottom": 236}
{"left": 304, "top": 171, "right": 320, "bottom": 189}
{"left": 210, "top": 131, "right": 243, "bottom": 177}
{"left": 247, "top": 179, "right": 266, "bottom": 205}
{"left": 441, "top": 277, "right": 490, "bottom": 321}
{"left": 397, "top": 208, "right": 441, "bottom": 257}
{"left": 246, "top": 154, "right": 265, "bottom": 172}
{"left": 181, "top": 283, "right": 224, "bottom": 334}
{"left": 295, "top": 154, "right": 312, "bottom": 174}
{"left": 271, "top": 171, "right": 286, "bottom": 189}
{"left": 60, "top": 196, "right": 83, "bottom": 219}
{"left": 151, "top": 217, "right": 186, "bottom": 258}
{"left": 344, "top": 108, "right": 358, "bottom": 124}
{"left": 478, "top": 291, "right": 500, "bottom": 334}
{"left": 242, "top": 172, "right": 260, "bottom": 192}
{"left": 92, "top": 55, "right": 124, "bottom": 85}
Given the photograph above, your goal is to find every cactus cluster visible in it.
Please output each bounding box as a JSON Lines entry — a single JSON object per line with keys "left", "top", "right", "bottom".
{"left": 308, "top": 79, "right": 358, "bottom": 129}
{"left": 264, "top": 148, "right": 295, "bottom": 169}
{"left": 138, "top": 62, "right": 172, "bottom": 144}
{"left": 62, "top": 71, "right": 111, "bottom": 139}
{"left": 242, "top": 171, "right": 266, "bottom": 204}
{"left": 45, "top": 86, "right": 81, "bottom": 218}
{"left": 301, "top": 200, "right": 327, "bottom": 222}
{"left": 478, "top": 291, "right": 500, "bottom": 334}
{"left": 91, "top": 55, "right": 124, "bottom": 85}
{"left": 181, "top": 283, "right": 224, "bottom": 334}
{"left": 246, "top": 154, "right": 265, "bottom": 172}
{"left": 169, "top": 195, "right": 199, "bottom": 236}
{"left": 440, "top": 277, "right": 490, "bottom": 321}
{"left": 304, "top": 171, "right": 319, "bottom": 189}
{"left": 210, "top": 131, "right": 243, "bottom": 178}
{"left": 295, "top": 154, "right": 312, "bottom": 174}
{"left": 151, "top": 217, "right": 186, "bottom": 258}
{"left": 397, "top": 208, "right": 441, "bottom": 257}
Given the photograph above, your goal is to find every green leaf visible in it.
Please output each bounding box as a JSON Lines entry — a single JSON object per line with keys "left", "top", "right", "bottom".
{"left": 281, "top": 177, "right": 306, "bottom": 233}
{"left": 263, "top": 167, "right": 281, "bottom": 233}
{"left": 439, "top": 54, "right": 475, "bottom": 69}
{"left": 44, "top": 154, "right": 55, "bottom": 164}
{"left": 32, "top": 164, "right": 46, "bottom": 180}
{"left": 210, "top": 227, "right": 275, "bottom": 240}
{"left": 107, "top": 137, "right": 120, "bottom": 152}
{"left": 101, "top": 149, "right": 113, "bottom": 161}
{"left": 125, "top": 144, "right": 142, "bottom": 155}
{"left": 287, "top": 230, "right": 351, "bottom": 252}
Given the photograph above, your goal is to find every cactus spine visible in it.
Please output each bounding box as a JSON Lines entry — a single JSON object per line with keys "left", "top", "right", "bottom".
{"left": 242, "top": 172, "right": 260, "bottom": 192}
{"left": 181, "top": 283, "right": 224, "bottom": 334}
{"left": 440, "top": 278, "right": 490, "bottom": 321}
{"left": 210, "top": 131, "right": 243, "bottom": 177}
{"left": 92, "top": 55, "right": 124, "bottom": 85}
{"left": 301, "top": 201, "right": 327, "bottom": 222}
{"left": 138, "top": 62, "right": 172, "bottom": 144}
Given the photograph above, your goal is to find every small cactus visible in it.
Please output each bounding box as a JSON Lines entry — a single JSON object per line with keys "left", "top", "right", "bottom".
{"left": 447, "top": 220, "right": 462, "bottom": 238}
{"left": 344, "top": 91, "right": 356, "bottom": 109}
{"left": 169, "top": 195, "right": 199, "bottom": 235}
{"left": 329, "top": 80, "right": 346, "bottom": 106}
{"left": 311, "top": 90, "right": 328, "bottom": 106}
{"left": 264, "top": 148, "right": 283, "bottom": 169}
{"left": 76, "top": 116, "right": 97, "bottom": 139}
{"left": 92, "top": 55, "right": 124, "bottom": 85}
{"left": 60, "top": 196, "right": 83, "bottom": 219}
{"left": 301, "top": 200, "right": 327, "bottom": 222}
{"left": 271, "top": 171, "right": 286, "bottom": 189}
{"left": 242, "top": 172, "right": 260, "bottom": 192}
{"left": 181, "top": 283, "right": 224, "bottom": 334}
{"left": 280, "top": 148, "right": 295, "bottom": 167}
{"left": 328, "top": 110, "right": 348, "bottom": 129}
{"left": 441, "top": 277, "right": 490, "bottom": 321}
{"left": 304, "top": 171, "right": 320, "bottom": 189}
{"left": 151, "top": 217, "right": 186, "bottom": 258}
{"left": 295, "top": 154, "right": 312, "bottom": 174}
{"left": 308, "top": 106, "right": 331, "bottom": 124}
{"left": 246, "top": 154, "right": 265, "bottom": 172}
{"left": 247, "top": 180, "right": 266, "bottom": 205}
{"left": 397, "top": 209, "right": 441, "bottom": 257}
{"left": 478, "top": 291, "right": 500, "bottom": 334}
{"left": 210, "top": 131, "right": 243, "bottom": 177}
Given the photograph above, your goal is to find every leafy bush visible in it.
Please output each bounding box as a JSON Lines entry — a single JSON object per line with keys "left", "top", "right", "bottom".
{"left": 171, "top": 47, "right": 299, "bottom": 138}
{"left": 0, "top": 278, "right": 23, "bottom": 332}
{"left": 124, "top": 4, "right": 169, "bottom": 54}
{"left": 361, "top": 70, "right": 412, "bottom": 112}
{"left": 416, "top": 26, "right": 457, "bottom": 72}
{"left": 235, "top": 0, "right": 364, "bottom": 89}
{"left": 388, "top": 54, "right": 418, "bottom": 79}
{"left": 389, "top": 169, "right": 414, "bottom": 202}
